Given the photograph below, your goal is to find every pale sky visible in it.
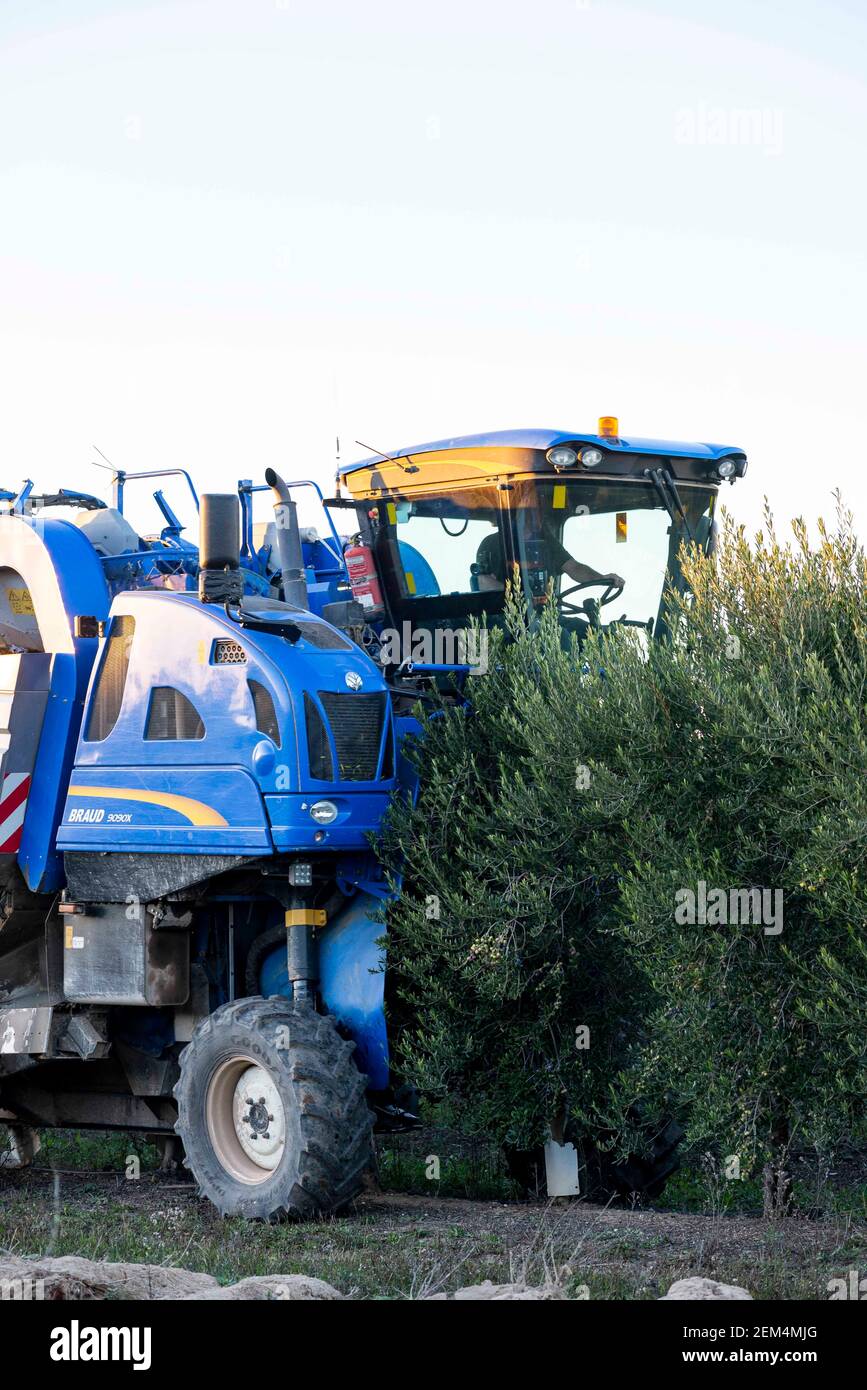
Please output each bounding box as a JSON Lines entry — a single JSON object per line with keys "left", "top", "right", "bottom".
{"left": 1, "top": 0, "right": 865, "bottom": 540}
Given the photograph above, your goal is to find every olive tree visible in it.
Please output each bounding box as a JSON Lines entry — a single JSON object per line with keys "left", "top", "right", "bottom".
{"left": 382, "top": 503, "right": 867, "bottom": 1213}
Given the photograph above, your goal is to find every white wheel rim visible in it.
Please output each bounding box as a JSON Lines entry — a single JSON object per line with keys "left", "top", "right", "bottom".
{"left": 205, "top": 1055, "right": 287, "bottom": 1185}
{"left": 231, "top": 1065, "right": 285, "bottom": 1171}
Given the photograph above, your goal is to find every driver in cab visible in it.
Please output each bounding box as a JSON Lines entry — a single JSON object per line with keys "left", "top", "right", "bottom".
{"left": 474, "top": 528, "right": 624, "bottom": 595}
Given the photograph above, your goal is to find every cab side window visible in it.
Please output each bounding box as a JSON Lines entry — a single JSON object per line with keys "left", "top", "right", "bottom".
{"left": 248, "top": 679, "right": 280, "bottom": 746}
{"left": 145, "top": 687, "right": 205, "bottom": 741}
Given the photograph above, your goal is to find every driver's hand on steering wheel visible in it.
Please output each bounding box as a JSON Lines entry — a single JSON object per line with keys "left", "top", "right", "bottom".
{"left": 602, "top": 572, "right": 625, "bottom": 588}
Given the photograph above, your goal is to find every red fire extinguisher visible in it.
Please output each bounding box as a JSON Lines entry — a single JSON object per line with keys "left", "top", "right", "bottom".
{"left": 345, "top": 542, "right": 384, "bottom": 615}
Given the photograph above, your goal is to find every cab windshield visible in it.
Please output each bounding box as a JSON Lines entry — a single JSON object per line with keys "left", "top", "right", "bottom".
{"left": 374, "top": 478, "right": 715, "bottom": 639}
{"left": 511, "top": 478, "right": 715, "bottom": 635}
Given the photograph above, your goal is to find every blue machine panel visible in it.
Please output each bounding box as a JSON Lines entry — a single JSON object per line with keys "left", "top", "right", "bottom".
{"left": 60, "top": 588, "right": 396, "bottom": 857}
{"left": 260, "top": 890, "right": 389, "bottom": 1090}
{"left": 266, "top": 791, "right": 395, "bottom": 853}
{"left": 58, "top": 766, "right": 271, "bottom": 855}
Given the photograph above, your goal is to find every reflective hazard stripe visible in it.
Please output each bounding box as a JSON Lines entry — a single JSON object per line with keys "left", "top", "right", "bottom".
{"left": 0, "top": 773, "right": 31, "bottom": 853}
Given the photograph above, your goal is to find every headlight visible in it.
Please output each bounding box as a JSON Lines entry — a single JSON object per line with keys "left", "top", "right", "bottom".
{"left": 309, "top": 800, "right": 338, "bottom": 825}
{"left": 717, "top": 459, "right": 737, "bottom": 479}
{"left": 546, "top": 446, "right": 578, "bottom": 468}
{"left": 580, "top": 447, "right": 604, "bottom": 468}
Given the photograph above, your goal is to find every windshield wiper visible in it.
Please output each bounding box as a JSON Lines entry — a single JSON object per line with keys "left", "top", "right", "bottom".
{"left": 224, "top": 602, "right": 301, "bottom": 644}
{"left": 644, "top": 467, "right": 695, "bottom": 544}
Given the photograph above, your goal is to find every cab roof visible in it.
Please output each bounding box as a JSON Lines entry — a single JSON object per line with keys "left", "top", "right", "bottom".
{"left": 339, "top": 428, "right": 745, "bottom": 477}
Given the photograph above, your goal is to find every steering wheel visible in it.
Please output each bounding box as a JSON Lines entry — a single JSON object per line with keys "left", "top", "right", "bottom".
{"left": 557, "top": 577, "right": 624, "bottom": 617}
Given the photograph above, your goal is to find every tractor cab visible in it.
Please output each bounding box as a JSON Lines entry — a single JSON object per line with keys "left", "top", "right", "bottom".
{"left": 335, "top": 420, "right": 747, "bottom": 655}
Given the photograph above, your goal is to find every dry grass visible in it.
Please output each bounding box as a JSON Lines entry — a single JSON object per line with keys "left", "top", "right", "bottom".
{"left": 2, "top": 1163, "right": 865, "bottom": 1300}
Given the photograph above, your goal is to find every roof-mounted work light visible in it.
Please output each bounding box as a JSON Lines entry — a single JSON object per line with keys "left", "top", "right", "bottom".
{"left": 546, "top": 446, "right": 578, "bottom": 468}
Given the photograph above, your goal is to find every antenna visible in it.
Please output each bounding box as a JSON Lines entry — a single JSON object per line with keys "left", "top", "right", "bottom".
{"left": 354, "top": 440, "right": 419, "bottom": 475}
{"left": 91, "top": 445, "right": 118, "bottom": 474}
{"left": 331, "top": 367, "right": 341, "bottom": 466}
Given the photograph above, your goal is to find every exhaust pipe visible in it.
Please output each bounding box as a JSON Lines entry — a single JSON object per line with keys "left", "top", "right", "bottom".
{"left": 198, "top": 494, "right": 243, "bottom": 605}
{"left": 264, "top": 467, "right": 308, "bottom": 609}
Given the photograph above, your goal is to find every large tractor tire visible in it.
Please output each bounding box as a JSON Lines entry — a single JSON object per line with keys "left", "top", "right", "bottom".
{"left": 0, "top": 1123, "right": 40, "bottom": 1171}
{"left": 174, "top": 997, "right": 374, "bottom": 1220}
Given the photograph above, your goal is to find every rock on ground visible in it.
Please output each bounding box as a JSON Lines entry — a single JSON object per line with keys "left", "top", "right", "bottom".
{"left": 183, "top": 1275, "right": 343, "bottom": 1300}
{"left": 0, "top": 1255, "right": 217, "bottom": 1300}
{"left": 662, "top": 1276, "right": 753, "bottom": 1300}
{"left": 0, "top": 1256, "right": 560, "bottom": 1302}
{"left": 426, "top": 1280, "right": 566, "bottom": 1301}
{"left": 0, "top": 1256, "right": 343, "bottom": 1301}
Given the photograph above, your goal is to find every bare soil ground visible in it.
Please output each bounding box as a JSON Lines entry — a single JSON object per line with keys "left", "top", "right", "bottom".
{"left": 2, "top": 1162, "right": 864, "bottom": 1299}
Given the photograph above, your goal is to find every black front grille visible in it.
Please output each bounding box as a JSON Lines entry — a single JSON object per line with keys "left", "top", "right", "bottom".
{"left": 304, "top": 693, "right": 333, "bottom": 780}
{"left": 317, "top": 691, "right": 387, "bottom": 782}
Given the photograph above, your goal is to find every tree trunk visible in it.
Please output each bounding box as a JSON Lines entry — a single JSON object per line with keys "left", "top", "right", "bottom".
{"left": 762, "top": 1117, "right": 793, "bottom": 1218}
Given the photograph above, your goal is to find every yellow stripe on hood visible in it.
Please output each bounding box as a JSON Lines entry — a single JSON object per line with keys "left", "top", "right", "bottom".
{"left": 67, "top": 785, "right": 228, "bottom": 828}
